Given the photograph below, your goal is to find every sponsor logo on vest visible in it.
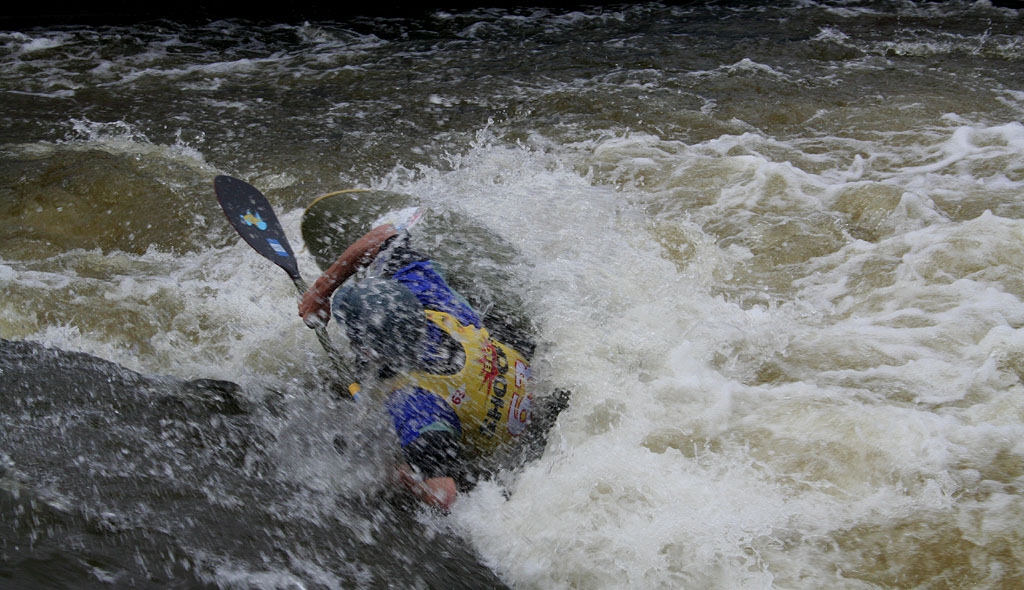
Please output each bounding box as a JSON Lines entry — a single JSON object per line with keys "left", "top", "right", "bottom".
{"left": 478, "top": 340, "right": 509, "bottom": 437}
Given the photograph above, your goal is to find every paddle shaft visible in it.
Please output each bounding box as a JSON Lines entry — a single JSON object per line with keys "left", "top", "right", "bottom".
{"left": 288, "top": 275, "right": 345, "bottom": 370}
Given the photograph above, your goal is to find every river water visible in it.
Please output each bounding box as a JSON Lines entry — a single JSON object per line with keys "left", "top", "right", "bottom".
{"left": 2, "top": 1, "right": 1023, "bottom": 588}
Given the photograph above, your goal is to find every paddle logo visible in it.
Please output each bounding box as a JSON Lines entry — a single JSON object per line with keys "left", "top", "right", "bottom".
{"left": 265, "top": 238, "right": 289, "bottom": 257}
{"left": 240, "top": 211, "right": 268, "bottom": 230}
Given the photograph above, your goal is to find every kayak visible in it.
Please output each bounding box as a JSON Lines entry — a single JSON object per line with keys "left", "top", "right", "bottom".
{"left": 300, "top": 188, "right": 536, "bottom": 356}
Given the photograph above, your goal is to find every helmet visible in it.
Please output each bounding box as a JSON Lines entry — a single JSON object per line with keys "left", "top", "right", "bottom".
{"left": 332, "top": 278, "right": 426, "bottom": 369}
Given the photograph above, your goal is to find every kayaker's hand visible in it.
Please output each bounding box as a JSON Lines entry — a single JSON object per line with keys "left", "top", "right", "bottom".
{"left": 395, "top": 463, "right": 457, "bottom": 513}
{"left": 299, "top": 276, "right": 332, "bottom": 328}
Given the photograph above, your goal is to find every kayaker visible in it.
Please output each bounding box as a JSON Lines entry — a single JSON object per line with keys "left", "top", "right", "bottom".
{"left": 298, "top": 223, "right": 535, "bottom": 511}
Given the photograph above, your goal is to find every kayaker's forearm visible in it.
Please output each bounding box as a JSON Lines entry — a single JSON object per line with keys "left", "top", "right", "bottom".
{"left": 319, "top": 224, "right": 398, "bottom": 292}
{"left": 298, "top": 224, "right": 398, "bottom": 326}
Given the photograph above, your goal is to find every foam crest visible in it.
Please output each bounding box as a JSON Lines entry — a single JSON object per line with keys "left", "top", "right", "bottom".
{"left": 392, "top": 131, "right": 1024, "bottom": 588}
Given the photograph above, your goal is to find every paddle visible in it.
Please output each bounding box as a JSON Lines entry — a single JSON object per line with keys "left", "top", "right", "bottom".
{"left": 213, "top": 175, "right": 355, "bottom": 390}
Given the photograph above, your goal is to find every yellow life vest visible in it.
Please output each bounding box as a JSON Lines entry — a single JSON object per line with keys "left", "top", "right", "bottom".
{"left": 394, "top": 310, "right": 532, "bottom": 453}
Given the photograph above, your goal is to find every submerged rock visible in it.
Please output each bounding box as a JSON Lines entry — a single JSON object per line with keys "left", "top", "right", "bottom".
{"left": 0, "top": 338, "right": 510, "bottom": 589}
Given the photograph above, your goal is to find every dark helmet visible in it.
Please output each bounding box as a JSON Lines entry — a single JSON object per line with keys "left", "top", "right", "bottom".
{"left": 332, "top": 278, "right": 426, "bottom": 369}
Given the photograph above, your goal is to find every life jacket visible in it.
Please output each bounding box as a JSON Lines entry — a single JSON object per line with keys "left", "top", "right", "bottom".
{"left": 390, "top": 309, "right": 532, "bottom": 453}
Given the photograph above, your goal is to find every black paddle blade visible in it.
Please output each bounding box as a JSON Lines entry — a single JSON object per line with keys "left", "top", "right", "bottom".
{"left": 214, "top": 175, "right": 301, "bottom": 281}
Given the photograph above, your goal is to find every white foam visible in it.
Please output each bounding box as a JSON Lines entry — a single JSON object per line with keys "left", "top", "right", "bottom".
{"left": 368, "top": 129, "right": 1024, "bottom": 588}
